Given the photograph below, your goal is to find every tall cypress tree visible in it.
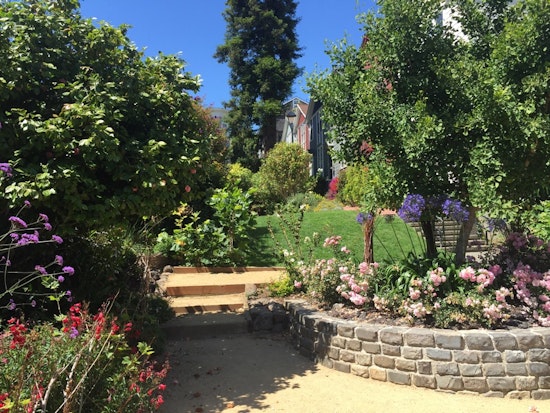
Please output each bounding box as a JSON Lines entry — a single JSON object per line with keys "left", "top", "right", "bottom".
{"left": 215, "top": 0, "right": 302, "bottom": 170}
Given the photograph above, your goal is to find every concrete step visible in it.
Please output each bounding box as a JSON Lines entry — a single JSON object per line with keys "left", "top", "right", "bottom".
{"left": 161, "top": 312, "right": 249, "bottom": 340}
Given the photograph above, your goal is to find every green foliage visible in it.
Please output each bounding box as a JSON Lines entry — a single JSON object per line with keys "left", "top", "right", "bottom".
{"left": 226, "top": 162, "right": 254, "bottom": 191}
{"left": 214, "top": 0, "right": 302, "bottom": 166}
{"left": 267, "top": 274, "right": 296, "bottom": 297}
{"left": 254, "top": 142, "right": 312, "bottom": 208}
{"left": 523, "top": 201, "right": 550, "bottom": 241}
{"left": 0, "top": 0, "right": 224, "bottom": 232}
{"left": 284, "top": 192, "right": 324, "bottom": 211}
{"left": 154, "top": 187, "right": 257, "bottom": 266}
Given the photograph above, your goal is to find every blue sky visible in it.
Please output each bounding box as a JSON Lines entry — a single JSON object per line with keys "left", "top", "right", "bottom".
{"left": 79, "top": 1, "right": 377, "bottom": 108}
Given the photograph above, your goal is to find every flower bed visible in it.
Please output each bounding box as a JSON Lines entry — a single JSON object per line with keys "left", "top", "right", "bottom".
{"left": 286, "top": 300, "right": 550, "bottom": 400}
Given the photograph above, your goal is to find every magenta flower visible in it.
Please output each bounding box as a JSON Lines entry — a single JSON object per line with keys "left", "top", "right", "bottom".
{"left": 43, "top": 222, "right": 52, "bottom": 231}
{"left": 52, "top": 235, "right": 63, "bottom": 244}
{"left": 38, "top": 213, "right": 49, "bottom": 222}
{"left": 24, "top": 200, "right": 31, "bottom": 208}
{"left": 55, "top": 255, "right": 64, "bottom": 265}
{"left": 58, "top": 275, "right": 65, "bottom": 283}
{"left": 0, "top": 163, "right": 12, "bottom": 177}
{"left": 35, "top": 265, "right": 47, "bottom": 275}
{"left": 9, "top": 216, "right": 27, "bottom": 228}
{"left": 17, "top": 232, "right": 39, "bottom": 246}
{"left": 62, "top": 266, "right": 75, "bottom": 276}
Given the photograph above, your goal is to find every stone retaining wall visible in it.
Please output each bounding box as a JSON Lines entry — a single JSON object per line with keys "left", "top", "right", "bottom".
{"left": 285, "top": 300, "right": 550, "bottom": 400}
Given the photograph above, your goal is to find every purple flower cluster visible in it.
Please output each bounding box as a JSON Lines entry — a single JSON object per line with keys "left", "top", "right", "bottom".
{"left": 441, "top": 198, "right": 469, "bottom": 223}
{"left": 356, "top": 212, "right": 373, "bottom": 225}
{"left": 398, "top": 194, "right": 469, "bottom": 223}
{"left": 0, "top": 162, "right": 12, "bottom": 177}
{"left": 397, "top": 194, "right": 426, "bottom": 222}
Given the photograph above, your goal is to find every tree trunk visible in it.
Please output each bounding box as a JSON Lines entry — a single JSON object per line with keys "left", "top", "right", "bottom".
{"left": 421, "top": 220, "right": 438, "bottom": 259}
{"left": 363, "top": 216, "right": 375, "bottom": 264}
{"left": 454, "top": 206, "right": 479, "bottom": 266}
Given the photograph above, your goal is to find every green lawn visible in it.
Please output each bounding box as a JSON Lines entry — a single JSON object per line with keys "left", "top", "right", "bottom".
{"left": 248, "top": 210, "right": 425, "bottom": 266}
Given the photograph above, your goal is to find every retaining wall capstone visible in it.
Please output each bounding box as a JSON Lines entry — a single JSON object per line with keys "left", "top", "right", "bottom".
{"left": 285, "top": 300, "right": 550, "bottom": 400}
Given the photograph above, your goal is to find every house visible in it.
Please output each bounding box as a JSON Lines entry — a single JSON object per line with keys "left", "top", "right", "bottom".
{"left": 277, "top": 97, "right": 310, "bottom": 150}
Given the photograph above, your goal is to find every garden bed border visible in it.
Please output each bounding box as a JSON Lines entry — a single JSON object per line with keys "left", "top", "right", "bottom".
{"left": 285, "top": 300, "right": 550, "bottom": 400}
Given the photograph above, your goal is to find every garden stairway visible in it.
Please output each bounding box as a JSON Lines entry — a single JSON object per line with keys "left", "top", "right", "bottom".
{"left": 159, "top": 266, "right": 285, "bottom": 339}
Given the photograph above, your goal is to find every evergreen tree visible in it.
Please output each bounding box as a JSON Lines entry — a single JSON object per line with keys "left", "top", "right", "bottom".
{"left": 215, "top": 0, "right": 302, "bottom": 170}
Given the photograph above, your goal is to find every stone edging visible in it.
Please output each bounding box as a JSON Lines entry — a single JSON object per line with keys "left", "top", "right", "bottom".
{"left": 285, "top": 300, "right": 550, "bottom": 400}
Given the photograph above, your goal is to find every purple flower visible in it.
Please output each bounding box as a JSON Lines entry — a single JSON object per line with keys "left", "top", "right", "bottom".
{"left": 17, "top": 232, "right": 40, "bottom": 246}
{"left": 69, "top": 326, "right": 79, "bottom": 339}
{"left": 39, "top": 213, "right": 49, "bottom": 222}
{"left": 52, "top": 235, "right": 63, "bottom": 244}
{"left": 55, "top": 255, "right": 64, "bottom": 265}
{"left": 398, "top": 194, "right": 426, "bottom": 223}
{"left": 31, "top": 300, "right": 36, "bottom": 307}
{"left": 356, "top": 212, "right": 373, "bottom": 225}
{"left": 441, "top": 198, "right": 469, "bottom": 223}
{"left": 8, "top": 299, "right": 16, "bottom": 310}
{"left": 24, "top": 200, "right": 31, "bottom": 208}
{"left": 35, "top": 265, "right": 47, "bottom": 275}
{"left": 10, "top": 233, "right": 20, "bottom": 241}
{"left": 0, "top": 163, "right": 12, "bottom": 177}
{"left": 9, "top": 216, "right": 27, "bottom": 228}
{"left": 43, "top": 222, "right": 52, "bottom": 231}
{"left": 58, "top": 275, "right": 65, "bottom": 283}
{"left": 62, "top": 266, "right": 75, "bottom": 276}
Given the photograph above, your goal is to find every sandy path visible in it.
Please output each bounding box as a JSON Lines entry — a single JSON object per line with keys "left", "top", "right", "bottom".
{"left": 158, "top": 334, "right": 549, "bottom": 413}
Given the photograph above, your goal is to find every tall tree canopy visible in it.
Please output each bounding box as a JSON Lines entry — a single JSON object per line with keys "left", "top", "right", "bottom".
{"left": 0, "top": 0, "right": 226, "bottom": 232}
{"left": 308, "top": 0, "right": 550, "bottom": 261}
{"left": 215, "top": 0, "right": 302, "bottom": 170}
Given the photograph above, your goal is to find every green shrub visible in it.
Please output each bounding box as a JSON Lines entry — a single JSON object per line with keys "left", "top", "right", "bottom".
{"left": 253, "top": 142, "right": 312, "bottom": 208}
{"left": 284, "top": 192, "right": 324, "bottom": 211}
{"left": 337, "top": 164, "right": 369, "bottom": 207}
{"left": 227, "top": 163, "right": 254, "bottom": 191}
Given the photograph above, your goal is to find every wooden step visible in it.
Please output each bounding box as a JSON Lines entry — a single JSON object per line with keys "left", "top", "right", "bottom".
{"left": 168, "top": 293, "right": 247, "bottom": 315}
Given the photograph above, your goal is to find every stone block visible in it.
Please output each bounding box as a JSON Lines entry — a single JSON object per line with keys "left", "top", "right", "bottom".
{"left": 453, "top": 350, "right": 479, "bottom": 364}
{"left": 532, "top": 390, "right": 550, "bottom": 400}
{"left": 326, "top": 346, "right": 340, "bottom": 360}
{"left": 480, "top": 351, "right": 502, "bottom": 363}
{"left": 487, "top": 377, "right": 516, "bottom": 392}
{"left": 463, "top": 377, "right": 489, "bottom": 393}
{"left": 516, "top": 376, "right": 537, "bottom": 391}
{"left": 483, "top": 363, "right": 505, "bottom": 377}
{"left": 417, "top": 360, "right": 432, "bottom": 375}
{"left": 333, "top": 360, "right": 350, "bottom": 373}
{"left": 539, "top": 376, "right": 550, "bottom": 389}
{"left": 504, "top": 350, "right": 526, "bottom": 363}
{"left": 331, "top": 336, "right": 347, "bottom": 349}
{"left": 413, "top": 374, "right": 436, "bottom": 389}
{"left": 316, "top": 319, "right": 338, "bottom": 335}
{"left": 355, "top": 325, "right": 380, "bottom": 342}
{"left": 426, "top": 348, "right": 452, "bottom": 361}
{"left": 339, "top": 350, "right": 356, "bottom": 363}
{"left": 505, "top": 363, "right": 527, "bottom": 376}
{"left": 402, "top": 346, "right": 423, "bottom": 360}
{"left": 436, "top": 362, "right": 459, "bottom": 376}
{"left": 351, "top": 364, "right": 370, "bottom": 378}
{"left": 337, "top": 322, "right": 355, "bottom": 338}
{"left": 395, "top": 358, "right": 416, "bottom": 372}
{"left": 404, "top": 328, "right": 435, "bottom": 347}
{"left": 435, "top": 333, "right": 464, "bottom": 350}
{"left": 355, "top": 352, "right": 372, "bottom": 366}
{"left": 529, "top": 362, "right": 550, "bottom": 376}
{"left": 346, "top": 339, "right": 362, "bottom": 351}
{"left": 514, "top": 331, "right": 545, "bottom": 351}
{"left": 465, "top": 333, "right": 494, "bottom": 351}
{"left": 506, "top": 391, "right": 531, "bottom": 400}
{"left": 436, "top": 375, "right": 464, "bottom": 391}
{"left": 380, "top": 327, "right": 405, "bottom": 345}
{"left": 369, "top": 366, "right": 387, "bottom": 381}
{"left": 388, "top": 370, "right": 411, "bottom": 385}
{"left": 529, "top": 349, "right": 550, "bottom": 363}
{"left": 459, "top": 364, "right": 483, "bottom": 377}
{"left": 382, "top": 344, "right": 401, "bottom": 357}
{"left": 490, "top": 332, "right": 518, "bottom": 351}
{"left": 374, "top": 354, "right": 395, "bottom": 369}
{"left": 362, "top": 342, "right": 381, "bottom": 354}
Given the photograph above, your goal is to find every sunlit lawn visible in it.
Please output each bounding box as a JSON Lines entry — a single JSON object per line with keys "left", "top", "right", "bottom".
{"left": 248, "top": 209, "right": 425, "bottom": 266}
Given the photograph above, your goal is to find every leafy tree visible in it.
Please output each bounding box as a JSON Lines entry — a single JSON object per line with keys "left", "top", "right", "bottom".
{"left": 215, "top": 0, "right": 302, "bottom": 170}
{"left": 308, "top": 0, "right": 550, "bottom": 263}
{"left": 0, "top": 0, "right": 225, "bottom": 232}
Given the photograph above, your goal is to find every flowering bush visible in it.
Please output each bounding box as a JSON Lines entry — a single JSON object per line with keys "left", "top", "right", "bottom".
{"left": 0, "top": 303, "right": 168, "bottom": 412}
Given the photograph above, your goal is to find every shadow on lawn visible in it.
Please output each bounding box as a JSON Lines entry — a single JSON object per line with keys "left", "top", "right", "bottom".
{"left": 247, "top": 225, "right": 281, "bottom": 266}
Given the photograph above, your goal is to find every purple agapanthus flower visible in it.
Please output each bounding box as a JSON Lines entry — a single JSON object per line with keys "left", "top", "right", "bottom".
{"left": 397, "top": 194, "right": 426, "bottom": 223}
{"left": 441, "top": 198, "right": 469, "bottom": 223}
{"left": 356, "top": 212, "right": 373, "bottom": 225}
